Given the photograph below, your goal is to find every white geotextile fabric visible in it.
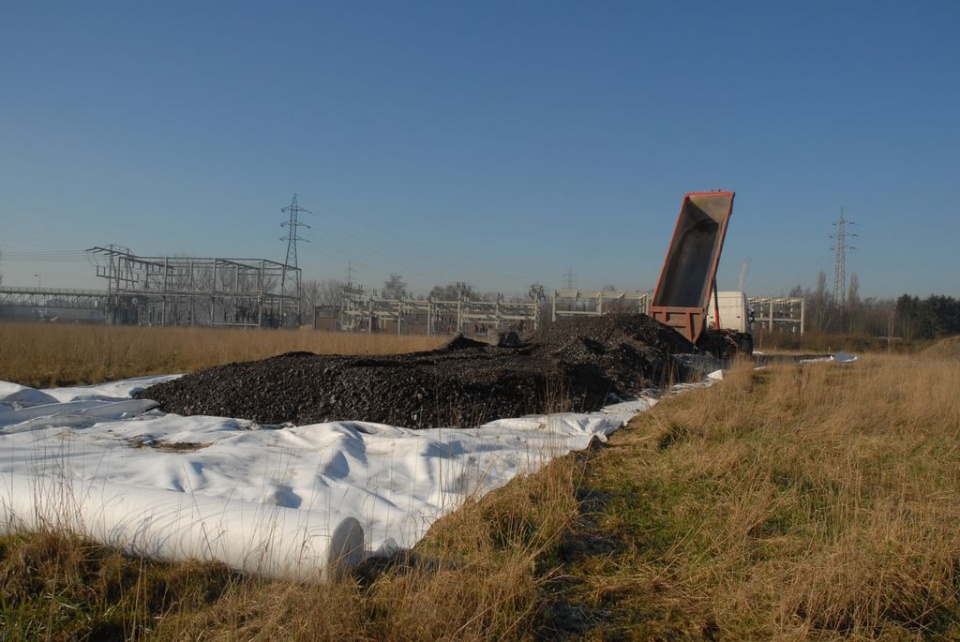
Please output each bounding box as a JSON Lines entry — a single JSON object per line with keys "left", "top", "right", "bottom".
{"left": 0, "top": 372, "right": 726, "bottom": 581}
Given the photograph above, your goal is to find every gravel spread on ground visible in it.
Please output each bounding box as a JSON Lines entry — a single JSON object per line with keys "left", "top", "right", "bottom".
{"left": 136, "top": 313, "right": 698, "bottom": 428}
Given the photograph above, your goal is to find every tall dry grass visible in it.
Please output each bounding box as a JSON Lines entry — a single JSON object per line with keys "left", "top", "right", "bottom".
{"left": 581, "top": 352, "right": 960, "bottom": 639}
{"left": 0, "top": 322, "right": 445, "bottom": 388}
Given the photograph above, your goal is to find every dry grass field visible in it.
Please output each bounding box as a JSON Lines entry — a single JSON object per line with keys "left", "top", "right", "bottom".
{"left": 558, "top": 353, "right": 960, "bottom": 640}
{"left": 0, "top": 322, "right": 445, "bottom": 388}
{"left": 1, "top": 323, "right": 959, "bottom": 640}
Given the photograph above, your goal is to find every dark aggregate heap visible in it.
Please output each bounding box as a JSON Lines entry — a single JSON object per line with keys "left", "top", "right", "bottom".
{"left": 136, "top": 313, "right": 698, "bottom": 428}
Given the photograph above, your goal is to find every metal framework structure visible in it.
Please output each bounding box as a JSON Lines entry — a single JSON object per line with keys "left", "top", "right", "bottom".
{"left": 86, "top": 246, "right": 300, "bottom": 328}
{"left": 748, "top": 296, "right": 805, "bottom": 334}
{"left": 0, "top": 286, "right": 108, "bottom": 322}
{"left": 280, "top": 194, "right": 309, "bottom": 323}
{"left": 830, "top": 208, "right": 856, "bottom": 305}
{"left": 331, "top": 286, "right": 539, "bottom": 336}
{"left": 548, "top": 290, "right": 806, "bottom": 335}
{"left": 551, "top": 289, "right": 649, "bottom": 321}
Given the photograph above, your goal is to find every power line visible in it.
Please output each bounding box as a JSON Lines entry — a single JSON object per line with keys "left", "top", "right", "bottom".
{"left": 293, "top": 194, "right": 561, "bottom": 291}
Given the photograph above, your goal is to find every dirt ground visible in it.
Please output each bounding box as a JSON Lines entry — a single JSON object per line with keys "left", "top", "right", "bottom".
{"left": 136, "top": 314, "right": 701, "bottom": 428}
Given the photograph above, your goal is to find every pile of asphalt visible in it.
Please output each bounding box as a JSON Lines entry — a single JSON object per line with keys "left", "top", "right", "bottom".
{"left": 136, "top": 313, "right": 698, "bottom": 429}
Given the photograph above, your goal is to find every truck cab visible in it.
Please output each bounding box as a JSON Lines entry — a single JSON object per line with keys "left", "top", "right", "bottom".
{"left": 707, "top": 291, "right": 752, "bottom": 334}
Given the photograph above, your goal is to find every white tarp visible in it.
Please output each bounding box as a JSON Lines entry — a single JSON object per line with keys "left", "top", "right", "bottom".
{"left": 1, "top": 374, "right": 673, "bottom": 581}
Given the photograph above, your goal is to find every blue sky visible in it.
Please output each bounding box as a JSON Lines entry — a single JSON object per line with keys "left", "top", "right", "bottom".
{"left": 2, "top": 1, "right": 957, "bottom": 300}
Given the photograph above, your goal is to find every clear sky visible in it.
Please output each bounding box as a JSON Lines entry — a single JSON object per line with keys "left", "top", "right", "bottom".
{"left": 2, "top": 1, "right": 957, "bottom": 300}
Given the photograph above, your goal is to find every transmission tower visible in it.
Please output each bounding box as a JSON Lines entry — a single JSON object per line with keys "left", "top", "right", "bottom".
{"left": 281, "top": 194, "right": 311, "bottom": 269}
{"left": 829, "top": 208, "right": 856, "bottom": 305}
{"left": 280, "top": 194, "right": 311, "bottom": 325}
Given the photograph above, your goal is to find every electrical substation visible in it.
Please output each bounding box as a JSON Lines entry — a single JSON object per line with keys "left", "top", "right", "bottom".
{"left": 0, "top": 193, "right": 807, "bottom": 335}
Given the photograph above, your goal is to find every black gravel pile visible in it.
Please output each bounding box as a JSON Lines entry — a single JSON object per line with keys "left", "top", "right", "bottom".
{"left": 135, "top": 313, "right": 697, "bottom": 428}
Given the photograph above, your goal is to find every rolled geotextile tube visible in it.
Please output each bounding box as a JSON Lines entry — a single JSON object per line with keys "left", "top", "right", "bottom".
{"left": 0, "top": 472, "right": 364, "bottom": 583}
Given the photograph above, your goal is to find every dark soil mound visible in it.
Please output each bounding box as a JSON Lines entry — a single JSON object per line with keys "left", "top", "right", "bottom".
{"left": 136, "top": 313, "right": 697, "bottom": 428}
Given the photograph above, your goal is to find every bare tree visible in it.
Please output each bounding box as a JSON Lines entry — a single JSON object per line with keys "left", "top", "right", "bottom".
{"left": 846, "top": 272, "right": 862, "bottom": 334}
{"left": 301, "top": 280, "right": 321, "bottom": 313}
{"left": 323, "top": 279, "right": 348, "bottom": 307}
{"left": 810, "top": 270, "right": 832, "bottom": 332}
{"left": 382, "top": 274, "right": 407, "bottom": 300}
{"left": 527, "top": 283, "right": 545, "bottom": 302}
{"left": 429, "top": 282, "right": 478, "bottom": 301}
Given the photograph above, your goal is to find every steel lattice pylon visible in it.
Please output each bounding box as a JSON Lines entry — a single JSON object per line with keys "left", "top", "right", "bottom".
{"left": 830, "top": 208, "right": 856, "bottom": 305}
{"left": 280, "top": 194, "right": 311, "bottom": 325}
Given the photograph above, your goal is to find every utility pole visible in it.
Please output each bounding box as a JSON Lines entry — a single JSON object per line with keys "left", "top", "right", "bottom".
{"left": 830, "top": 208, "right": 856, "bottom": 305}
{"left": 564, "top": 268, "right": 575, "bottom": 289}
{"left": 280, "top": 194, "right": 311, "bottom": 326}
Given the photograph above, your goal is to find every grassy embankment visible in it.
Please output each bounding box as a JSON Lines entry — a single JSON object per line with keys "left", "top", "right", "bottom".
{"left": 1, "top": 323, "right": 959, "bottom": 640}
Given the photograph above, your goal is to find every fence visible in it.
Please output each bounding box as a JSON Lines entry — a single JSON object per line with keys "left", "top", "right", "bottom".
{"left": 551, "top": 289, "right": 649, "bottom": 321}
{"left": 322, "top": 287, "right": 540, "bottom": 337}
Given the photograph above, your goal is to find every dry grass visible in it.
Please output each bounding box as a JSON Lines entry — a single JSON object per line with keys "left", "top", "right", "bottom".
{"left": 0, "top": 322, "right": 445, "bottom": 388}
{"left": 2, "top": 326, "right": 960, "bottom": 640}
{"left": 918, "top": 335, "right": 960, "bottom": 361}
{"left": 574, "top": 353, "right": 960, "bottom": 639}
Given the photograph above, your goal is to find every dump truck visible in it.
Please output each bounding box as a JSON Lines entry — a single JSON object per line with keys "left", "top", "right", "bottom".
{"left": 649, "top": 190, "right": 753, "bottom": 358}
